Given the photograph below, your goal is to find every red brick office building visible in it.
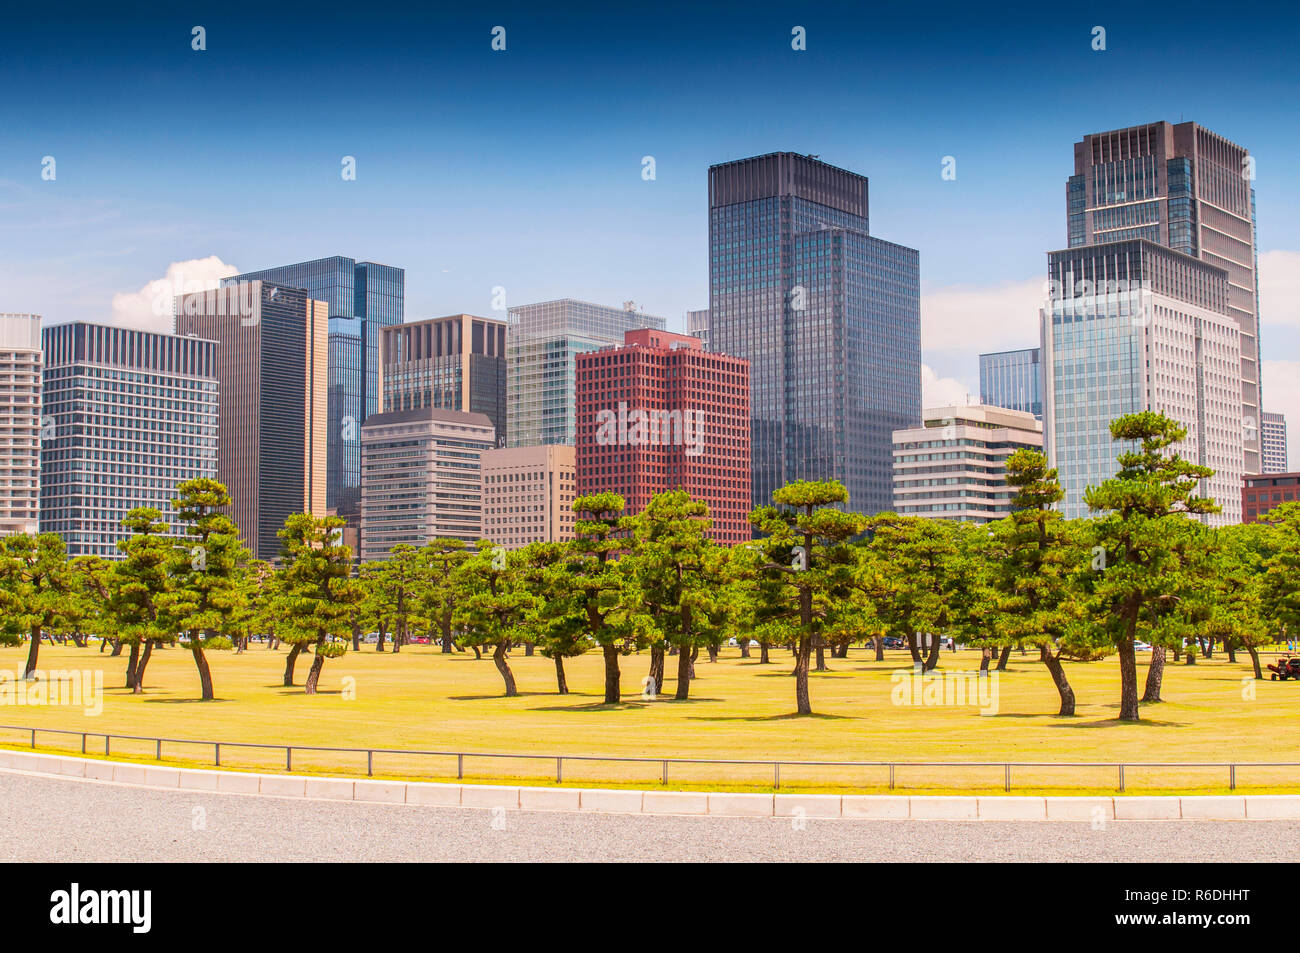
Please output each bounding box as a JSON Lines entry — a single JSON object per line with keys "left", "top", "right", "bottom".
{"left": 1242, "top": 472, "right": 1300, "bottom": 523}
{"left": 575, "top": 329, "right": 751, "bottom": 544}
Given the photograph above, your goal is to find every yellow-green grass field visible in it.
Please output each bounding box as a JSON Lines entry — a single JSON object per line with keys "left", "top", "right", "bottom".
{"left": 2, "top": 641, "right": 1298, "bottom": 795}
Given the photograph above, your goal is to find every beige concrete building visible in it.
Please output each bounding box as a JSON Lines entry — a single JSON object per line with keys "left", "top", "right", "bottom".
{"left": 892, "top": 405, "right": 1043, "bottom": 523}
{"left": 0, "top": 314, "right": 42, "bottom": 536}
{"left": 482, "top": 444, "right": 576, "bottom": 549}
{"left": 359, "top": 407, "right": 495, "bottom": 560}
{"left": 175, "top": 281, "right": 329, "bottom": 561}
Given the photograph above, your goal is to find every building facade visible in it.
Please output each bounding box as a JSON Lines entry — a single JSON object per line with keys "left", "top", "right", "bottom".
{"left": 175, "top": 282, "right": 329, "bottom": 561}
{"left": 708, "top": 152, "right": 921, "bottom": 515}
{"left": 0, "top": 315, "right": 42, "bottom": 536}
{"left": 1067, "top": 122, "right": 1260, "bottom": 473}
{"left": 39, "top": 322, "right": 217, "bottom": 558}
{"left": 979, "top": 347, "right": 1042, "bottom": 419}
{"left": 1243, "top": 472, "right": 1300, "bottom": 523}
{"left": 1262, "top": 411, "right": 1288, "bottom": 474}
{"left": 892, "top": 406, "right": 1043, "bottom": 523}
{"left": 1041, "top": 240, "right": 1243, "bottom": 525}
{"left": 575, "top": 328, "right": 751, "bottom": 544}
{"left": 231, "top": 256, "right": 404, "bottom": 513}
{"left": 686, "top": 308, "right": 710, "bottom": 350}
{"left": 379, "top": 314, "right": 507, "bottom": 442}
{"left": 359, "top": 407, "right": 495, "bottom": 559}
{"left": 482, "top": 444, "right": 576, "bottom": 549}
{"left": 506, "top": 299, "right": 666, "bottom": 448}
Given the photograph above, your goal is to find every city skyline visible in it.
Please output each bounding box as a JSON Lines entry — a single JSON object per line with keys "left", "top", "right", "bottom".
{"left": 5, "top": 1, "right": 1300, "bottom": 469}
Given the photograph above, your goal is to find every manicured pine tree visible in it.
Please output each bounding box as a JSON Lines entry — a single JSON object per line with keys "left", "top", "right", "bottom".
{"left": 159, "top": 478, "right": 250, "bottom": 701}
{"left": 109, "top": 507, "right": 175, "bottom": 692}
{"left": 1081, "top": 412, "right": 1218, "bottom": 721}
{"left": 275, "top": 513, "right": 362, "bottom": 694}
{"left": 0, "top": 533, "right": 79, "bottom": 679}
{"left": 749, "top": 480, "right": 864, "bottom": 715}
{"left": 453, "top": 541, "right": 540, "bottom": 696}
{"left": 569, "top": 492, "right": 639, "bottom": 705}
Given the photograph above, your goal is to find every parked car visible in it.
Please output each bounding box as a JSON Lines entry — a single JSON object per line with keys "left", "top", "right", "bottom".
{"left": 1133, "top": 641, "right": 1152, "bottom": 652}
{"left": 882, "top": 636, "right": 906, "bottom": 649}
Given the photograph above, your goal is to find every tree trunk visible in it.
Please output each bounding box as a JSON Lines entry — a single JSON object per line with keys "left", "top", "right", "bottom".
{"left": 995, "top": 644, "right": 1011, "bottom": 672}
{"left": 906, "top": 631, "right": 922, "bottom": 666}
{"left": 304, "top": 647, "right": 325, "bottom": 695}
{"left": 1117, "top": 637, "right": 1140, "bottom": 721}
{"left": 979, "top": 647, "right": 991, "bottom": 673}
{"left": 283, "top": 642, "right": 303, "bottom": 686}
{"left": 126, "top": 641, "right": 140, "bottom": 689}
{"left": 706, "top": 644, "right": 718, "bottom": 663}
{"left": 759, "top": 641, "right": 770, "bottom": 664}
{"left": 647, "top": 645, "right": 665, "bottom": 695}
{"left": 524, "top": 642, "right": 534, "bottom": 657}
{"left": 793, "top": 635, "right": 812, "bottom": 715}
{"left": 738, "top": 638, "right": 750, "bottom": 659}
{"left": 1247, "top": 646, "right": 1263, "bottom": 680}
{"left": 440, "top": 611, "right": 453, "bottom": 653}
{"left": 814, "top": 636, "right": 828, "bottom": 672}
{"left": 688, "top": 646, "right": 698, "bottom": 679}
{"left": 376, "top": 623, "right": 387, "bottom": 652}
{"left": 675, "top": 641, "right": 692, "bottom": 700}
{"left": 1226, "top": 642, "right": 1237, "bottom": 663}
{"left": 24, "top": 625, "right": 41, "bottom": 679}
{"left": 601, "top": 643, "right": 621, "bottom": 704}
{"left": 352, "top": 623, "right": 361, "bottom": 652}
{"left": 553, "top": 655, "right": 568, "bottom": 694}
{"left": 1142, "top": 646, "right": 1166, "bottom": 703}
{"left": 492, "top": 642, "right": 518, "bottom": 697}
{"left": 471, "top": 644, "right": 482, "bottom": 660}
{"left": 134, "top": 641, "right": 155, "bottom": 694}
{"left": 110, "top": 639, "right": 124, "bottom": 657}
{"left": 874, "top": 635, "right": 884, "bottom": 662}
{"left": 1040, "top": 644, "right": 1075, "bottom": 716}
{"left": 924, "top": 633, "right": 942, "bottom": 671}
{"left": 191, "top": 642, "right": 214, "bottom": 701}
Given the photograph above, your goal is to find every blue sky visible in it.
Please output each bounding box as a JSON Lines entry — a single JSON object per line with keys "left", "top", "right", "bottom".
{"left": 4, "top": 0, "right": 1299, "bottom": 463}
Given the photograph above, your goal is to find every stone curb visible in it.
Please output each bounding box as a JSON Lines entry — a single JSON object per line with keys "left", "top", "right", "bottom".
{"left": 1, "top": 749, "right": 1293, "bottom": 820}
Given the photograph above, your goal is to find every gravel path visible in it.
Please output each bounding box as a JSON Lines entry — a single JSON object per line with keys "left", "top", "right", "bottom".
{"left": 2, "top": 769, "right": 1296, "bottom": 862}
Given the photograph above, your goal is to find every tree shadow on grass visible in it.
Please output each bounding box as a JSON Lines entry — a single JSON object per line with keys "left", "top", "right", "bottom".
{"left": 142, "top": 697, "right": 235, "bottom": 703}
{"left": 531, "top": 699, "right": 663, "bottom": 712}
{"left": 1041, "top": 715, "right": 1187, "bottom": 728}
{"left": 686, "top": 711, "right": 853, "bottom": 722}
{"left": 450, "top": 691, "right": 566, "bottom": 701}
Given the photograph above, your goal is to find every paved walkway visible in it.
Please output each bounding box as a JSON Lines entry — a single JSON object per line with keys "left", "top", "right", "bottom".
{"left": 2, "top": 769, "right": 1296, "bottom": 862}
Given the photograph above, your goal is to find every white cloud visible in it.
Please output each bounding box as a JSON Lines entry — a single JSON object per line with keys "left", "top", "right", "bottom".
{"left": 1262, "top": 360, "right": 1300, "bottom": 471}
{"left": 110, "top": 256, "right": 239, "bottom": 333}
{"left": 921, "top": 276, "right": 1043, "bottom": 353}
{"left": 1260, "top": 250, "right": 1300, "bottom": 330}
{"left": 921, "top": 363, "right": 977, "bottom": 409}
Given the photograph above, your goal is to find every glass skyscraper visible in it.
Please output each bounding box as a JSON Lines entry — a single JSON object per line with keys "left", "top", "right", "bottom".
{"left": 231, "top": 256, "right": 404, "bottom": 513}
{"left": 506, "top": 299, "right": 665, "bottom": 447}
{"left": 708, "top": 152, "right": 921, "bottom": 515}
{"left": 1066, "top": 122, "right": 1260, "bottom": 473}
{"left": 40, "top": 323, "right": 218, "bottom": 558}
{"left": 979, "top": 347, "right": 1042, "bottom": 419}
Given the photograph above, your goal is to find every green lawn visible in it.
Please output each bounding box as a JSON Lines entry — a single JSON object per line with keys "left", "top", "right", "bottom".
{"left": 1, "top": 640, "right": 1298, "bottom": 794}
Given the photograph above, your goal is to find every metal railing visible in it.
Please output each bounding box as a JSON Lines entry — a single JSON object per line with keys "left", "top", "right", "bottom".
{"left": 2, "top": 723, "right": 1297, "bottom": 792}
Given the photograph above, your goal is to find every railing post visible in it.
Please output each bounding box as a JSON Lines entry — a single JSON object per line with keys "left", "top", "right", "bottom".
{"left": 367, "top": 750, "right": 373, "bottom": 777}
{"left": 889, "top": 763, "right": 895, "bottom": 790}
{"left": 662, "top": 760, "right": 668, "bottom": 785}
{"left": 1004, "top": 763, "right": 1011, "bottom": 792}
{"left": 156, "top": 739, "right": 162, "bottom": 761}
{"left": 215, "top": 742, "right": 220, "bottom": 767}
{"left": 457, "top": 754, "right": 463, "bottom": 780}
{"left": 105, "top": 736, "right": 110, "bottom": 757}
{"left": 30, "top": 728, "right": 35, "bottom": 748}
{"left": 774, "top": 763, "right": 780, "bottom": 790}
{"left": 81, "top": 733, "right": 86, "bottom": 755}
{"left": 286, "top": 747, "right": 292, "bottom": 772}
{"left": 1118, "top": 764, "right": 1125, "bottom": 792}
{"left": 1230, "top": 764, "right": 1236, "bottom": 790}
